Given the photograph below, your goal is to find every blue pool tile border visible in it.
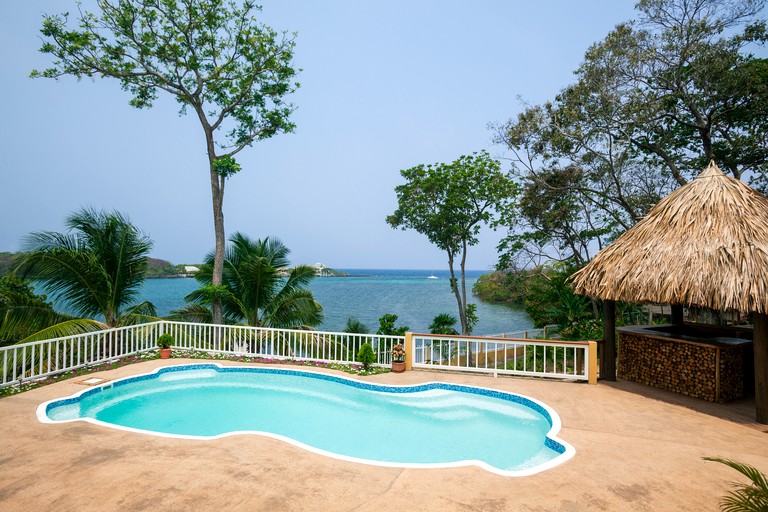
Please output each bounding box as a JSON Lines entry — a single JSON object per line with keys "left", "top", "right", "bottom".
{"left": 45, "top": 363, "right": 566, "bottom": 455}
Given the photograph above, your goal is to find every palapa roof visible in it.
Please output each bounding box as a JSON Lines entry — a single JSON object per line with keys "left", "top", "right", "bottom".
{"left": 571, "top": 162, "right": 768, "bottom": 314}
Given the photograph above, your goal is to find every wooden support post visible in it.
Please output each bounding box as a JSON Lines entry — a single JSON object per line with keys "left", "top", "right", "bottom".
{"left": 588, "top": 341, "right": 598, "bottom": 385}
{"left": 671, "top": 304, "right": 684, "bottom": 325}
{"left": 602, "top": 300, "right": 617, "bottom": 381}
{"left": 753, "top": 313, "right": 768, "bottom": 424}
{"left": 404, "top": 332, "right": 413, "bottom": 371}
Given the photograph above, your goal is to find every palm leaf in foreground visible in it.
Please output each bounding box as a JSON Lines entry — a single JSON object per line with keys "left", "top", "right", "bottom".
{"left": 16, "top": 318, "right": 106, "bottom": 344}
{"left": 704, "top": 457, "right": 768, "bottom": 512}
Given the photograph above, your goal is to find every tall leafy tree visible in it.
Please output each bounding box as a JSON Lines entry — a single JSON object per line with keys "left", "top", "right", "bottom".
{"left": 16, "top": 208, "right": 157, "bottom": 340}
{"left": 494, "top": 0, "right": 767, "bottom": 265}
{"left": 178, "top": 233, "right": 323, "bottom": 329}
{"left": 32, "top": 0, "right": 300, "bottom": 324}
{"left": 375, "top": 313, "right": 409, "bottom": 336}
{"left": 387, "top": 151, "right": 518, "bottom": 334}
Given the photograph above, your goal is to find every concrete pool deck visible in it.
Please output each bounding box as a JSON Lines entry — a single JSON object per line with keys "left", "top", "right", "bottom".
{"left": 0, "top": 358, "right": 766, "bottom": 511}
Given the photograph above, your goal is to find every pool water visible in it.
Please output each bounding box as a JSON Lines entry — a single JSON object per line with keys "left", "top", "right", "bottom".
{"left": 39, "top": 364, "right": 574, "bottom": 476}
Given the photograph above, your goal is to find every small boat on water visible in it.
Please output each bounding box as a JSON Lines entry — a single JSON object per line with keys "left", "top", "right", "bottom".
{"left": 427, "top": 274, "right": 438, "bottom": 279}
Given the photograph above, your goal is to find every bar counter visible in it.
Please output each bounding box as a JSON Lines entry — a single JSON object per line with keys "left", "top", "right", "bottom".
{"left": 616, "top": 324, "right": 753, "bottom": 402}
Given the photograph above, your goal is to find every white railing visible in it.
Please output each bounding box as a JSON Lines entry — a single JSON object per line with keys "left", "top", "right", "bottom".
{"left": 160, "top": 320, "right": 404, "bottom": 366}
{"left": 0, "top": 320, "right": 405, "bottom": 388}
{"left": 486, "top": 324, "right": 560, "bottom": 340}
{"left": 410, "top": 333, "right": 593, "bottom": 381}
{"left": 0, "top": 320, "right": 593, "bottom": 388}
{"left": 0, "top": 322, "right": 163, "bottom": 387}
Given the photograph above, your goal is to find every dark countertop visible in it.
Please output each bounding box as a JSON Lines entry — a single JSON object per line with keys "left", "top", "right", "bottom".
{"left": 617, "top": 324, "right": 752, "bottom": 347}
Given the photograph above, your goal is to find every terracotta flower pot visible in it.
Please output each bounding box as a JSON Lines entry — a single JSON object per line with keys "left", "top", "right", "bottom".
{"left": 391, "top": 360, "right": 405, "bottom": 373}
{"left": 159, "top": 348, "right": 172, "bottom": 359}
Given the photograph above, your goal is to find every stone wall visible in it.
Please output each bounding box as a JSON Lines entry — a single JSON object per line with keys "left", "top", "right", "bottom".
{"left": 618, "top": 332, "right": 744, "bottom": 402}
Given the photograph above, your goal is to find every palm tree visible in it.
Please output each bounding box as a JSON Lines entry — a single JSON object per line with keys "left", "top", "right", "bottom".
{"left": 705, "top": 457, "right": 768, "bottom": 512}
{"left": 429, "top": 313, "right": 459, "bottom": 335}
{"left": 177, "top": 233, "right": 323, "bottom": 329}
{"left": 343, "top": 317, "right": 369, "bottom": 334}
{"left": 13, "top": 208, "right": 157, "bottom": 341}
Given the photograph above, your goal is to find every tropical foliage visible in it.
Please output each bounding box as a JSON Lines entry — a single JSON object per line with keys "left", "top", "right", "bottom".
{"left": 376, "top": 313, "right": 409, "bottom": 336}
{"left": 705, "top": 457, "right": 768, "bottom": 512}
{"left": 32, "top": 0, "right": 300, "bottom": 324}
{"left": 0, "top": 275, "right": 71, "bottom": 345}
{"left": 388, "top": 151, "right": 518, "bottom": 334}
{"left": 472, "top": 268, "right": 530, "bottom": 304}
{"left": 493, "top": 0, "right": 767, "bottom": 267}
{"left": 176, "top": 233, "right": 323, "bottom": 329}
{"left": 343, "top": 317, "right": 370, "bottom": 334}
{"left": 429, "top": 313, "right": 459, "bottom": 335}
{"left": 8, "top": 208, "right": 157, "bottom": 343}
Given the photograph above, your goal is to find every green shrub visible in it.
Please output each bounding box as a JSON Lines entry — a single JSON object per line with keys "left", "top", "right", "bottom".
{"left": 356, "top": 342, "right": 376, "bottom": 369}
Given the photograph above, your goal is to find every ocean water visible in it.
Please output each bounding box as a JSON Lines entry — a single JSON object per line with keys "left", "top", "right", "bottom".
{"left": 139, "top": 268, "right": 532, "bottom": 336}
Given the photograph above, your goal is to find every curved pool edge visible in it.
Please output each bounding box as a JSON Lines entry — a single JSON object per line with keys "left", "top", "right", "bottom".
{"left": 36, "top": 362, "right": 576, "bottom": 477}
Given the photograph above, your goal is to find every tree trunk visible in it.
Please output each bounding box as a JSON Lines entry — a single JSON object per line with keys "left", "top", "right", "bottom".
{"left": 447, "top": 249, "right": 466, "bottom": 334}
{"left": 207, "top": 147, "right": 225, "bottom": 326}
{"left": 459, "top": 239, "right": 474, "bottom": 366}
{"left": 460, "top": 239, "right": 468, "bottom": 332}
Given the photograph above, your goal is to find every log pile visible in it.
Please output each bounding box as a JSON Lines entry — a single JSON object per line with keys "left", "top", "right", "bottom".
{"left": 618, "top": 332, "right": 744, "bottom": 402}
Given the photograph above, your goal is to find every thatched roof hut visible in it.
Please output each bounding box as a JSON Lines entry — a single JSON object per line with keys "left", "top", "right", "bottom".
{"left": 571, "top": 162, "right": 768, "bottom": 312}
{"left": 570, "top": 161, "right": 768, "bottom": 422}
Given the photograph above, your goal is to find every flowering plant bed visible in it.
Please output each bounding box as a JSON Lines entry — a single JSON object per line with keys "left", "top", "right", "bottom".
{"left": 0, "top": 352, "right": 158, "bottom": 398}
{"left": 173, "top": 349, "right": 391, "bottom": 376}
{"left": 0, "top": 349, "right": 392, "bottom": 399}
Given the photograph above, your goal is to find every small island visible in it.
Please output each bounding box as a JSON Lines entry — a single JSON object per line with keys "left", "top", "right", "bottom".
{"left": 278, "top": 263, "right": 348, "bottom": 278}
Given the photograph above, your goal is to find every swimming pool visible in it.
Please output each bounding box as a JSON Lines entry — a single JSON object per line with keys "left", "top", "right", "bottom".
{"left": 38, "top": 364, "right": 575, "bottom": 476}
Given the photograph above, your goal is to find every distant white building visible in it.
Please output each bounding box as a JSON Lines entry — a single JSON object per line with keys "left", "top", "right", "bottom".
{"left": 184, "top": 265, "right": 200, "bottom": 273}
{"left": 311, "top": 263, "right": 332, "bottom": 276}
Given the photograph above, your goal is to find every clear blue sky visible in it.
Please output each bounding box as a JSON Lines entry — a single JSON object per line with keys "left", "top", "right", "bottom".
{"left": 0, "top": 0, "right": 639, "bottom": 270}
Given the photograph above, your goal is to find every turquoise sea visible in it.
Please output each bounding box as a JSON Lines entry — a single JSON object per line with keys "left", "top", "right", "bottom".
{"left": 141, "top": 269, "right": 532, "bottom": 336}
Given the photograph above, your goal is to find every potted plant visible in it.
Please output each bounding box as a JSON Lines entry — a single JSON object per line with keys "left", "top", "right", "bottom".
{"left": 390, "top": 343, "right": 406, "bottom": 373}
{"left": 157, "top": 333, "right": 174, "bottom": 359}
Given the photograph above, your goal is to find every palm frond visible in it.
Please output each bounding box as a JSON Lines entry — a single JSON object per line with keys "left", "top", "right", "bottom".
{"left": 705, "top": 457, "right": 768, "bottom": 512}
{"left": 168, "top": 303, "right": 214, "bottom": 324}
{"left": 21, "top": 208, "right": 152, "bottom": 326}
{"left": 265, "top": 288, "right": 324, "bottom": 329}
{"left": 16, "top": 318, "right": 106, "bottom": 344}
{"left": 123, "top": 300, "right": 157, "bottom": 318}
{"left": 182, "top": 232, "right": 322, "bottom": 329}
{"left": 0, "top": 305, "right": 78, "bottom": 344}
{"left": 344, "top": 317, "right": 370, "bottom": 334}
